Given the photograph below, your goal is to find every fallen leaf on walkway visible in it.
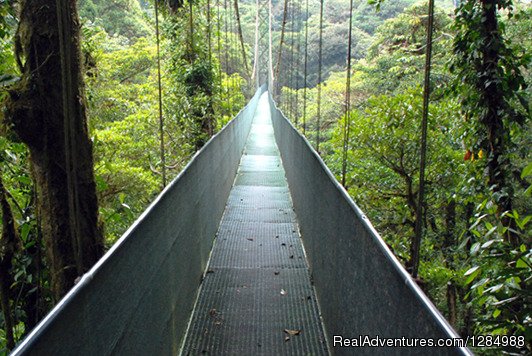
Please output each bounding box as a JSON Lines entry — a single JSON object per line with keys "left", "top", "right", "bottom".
{"left": 280, "top": 289, "right": 287, "bottom": 296}
{"left": 209, "top": 308, "right": 217, "bottom": 317}
{"left": 284, "top": 329, "right": 301, "bottom": 336}
{"left": 274, "top": 271, "right": 280, "bottom": 275}
{"left": 281, "top": 243, "right": 286, "bottom": 246}
{"left": 247, "top": 238, "right": 254, "bottom": 241}
{"left": 284, "top": 336, "right": 290, "bottom": 342}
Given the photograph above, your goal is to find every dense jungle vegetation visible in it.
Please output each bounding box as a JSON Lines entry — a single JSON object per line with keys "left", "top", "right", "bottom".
{"left": 0, "top": 0, "right": 530, "bottom": 354}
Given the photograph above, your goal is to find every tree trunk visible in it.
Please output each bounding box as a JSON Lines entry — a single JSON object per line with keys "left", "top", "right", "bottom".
{"left": 0, "top": 176, "right": 18, "bottom": 350}
{"left": 446, "top": 282, "right": 457, "bottom": 326}
{"left": 443, "top": 199, "right": 457, "bottom": 326}
{"left": 479, "top": 0, "right": 518, "bottom": 245}
{"left": 460, "top": 201, "right": 475, "bottom": 336}
{"left": 6, "top": 0, "right": 103, "bottom": 300}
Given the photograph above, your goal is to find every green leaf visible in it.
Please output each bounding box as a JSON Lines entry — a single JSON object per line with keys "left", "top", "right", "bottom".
{"left": 521, "top": 162, "right": 532, "bottom": 179}
{"left": 470, "top": 242, "right": 481, "bottom": 255}
{"left": 520, "top": 215, "right": 531, "bottom": 228}
{"left": 14, "top": 270, "right": 24, "bottom": 281}
{"left": 516, "top": 258, "right": 528, "bottom": 269}
{"left": 481, "top": 238, "right": 501, "bottom": 249}
{"left": 465, "top": 266, "right": 481, "bottom": 284}
{"left": 471, "top": 277, "right": 490, "bottom": 290}
{"left": 16, "top": 175, "right": 32, "bottom": 185}
{"left": 492, "top": 309, "right": 501, "bottom": 318}
{"left": 21, "top": 223, "right": 30, "bottom": 242}
{"left": 486, "top": 284, "right": 504, "bottom": 294}
{"left": 484, "top": 226, "right": 497, "bottom": 239}
{"left": 465, "top": 265, "right": 480, "bottom": 276}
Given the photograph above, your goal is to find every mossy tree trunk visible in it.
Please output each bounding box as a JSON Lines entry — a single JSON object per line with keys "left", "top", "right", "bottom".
{"left": 6, "top": 0, "right": 103, "bottom": 301}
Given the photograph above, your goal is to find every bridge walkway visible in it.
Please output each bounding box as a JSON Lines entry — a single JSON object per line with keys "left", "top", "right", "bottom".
{"left": 182, "top": 92, "right": 328, "bottom": 355}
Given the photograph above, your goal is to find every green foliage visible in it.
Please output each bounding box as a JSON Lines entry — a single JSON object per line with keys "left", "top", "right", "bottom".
{"left": 326, "top": 90, "right": 463, "bottom": 262}
{"left": 465, "top": 194, "right": 531, "bottom": 353}
{"left": 450, "top": 0, "right": 530, "bottom": 141}
{"left": 363, "top": 0, "right": 419, "bottom": 33}
{"left": 363, "top": 1, "right": 452, "bottom": 94}
{"left": 80, "top": 22, "right": 169, "bottom": 243}
{"left": 79, "top": 0, "right": 153, "bottom": 40}
{"left": 449, "top": 0, "right": 530, "bottom": 222}
{"left": 0, "top": 322, "right": 24, "bottom": 353}
{"left": 0, "top": 137, "right": 52, "bottom": 350}
{"left": 82, "top": 0, "right": 247, "bottom": 243}
{"left": 286, "top": 2, "right": 530, "bottom": 346}
{"left": 0, "top": 1, "right": 18, "bottom": 103}
{"left": 0, "top": 0, "right": 248, "bottom": 345}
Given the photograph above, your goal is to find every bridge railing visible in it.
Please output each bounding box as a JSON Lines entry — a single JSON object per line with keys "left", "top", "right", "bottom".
{"left": 269, "top": 93, "right": 471, "bottom": 355}
{"left": 11, "top": 87, "right": 266, "bottom": 356}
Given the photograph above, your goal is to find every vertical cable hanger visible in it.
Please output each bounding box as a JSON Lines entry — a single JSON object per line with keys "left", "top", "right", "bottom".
{"left": 207, "top": 0, "right": 212, "bottom": 64}
{"left": 341, "top": 0, "right": 354, "bottom": 188}
{"left": 217, "top": 0, "right": 223, "bottom": 99}
{"left": 234, "top": 0, "right": 250, "bottom": 80}
{"left": 223, "top": 0, "right": 232, "bottom": 115}
{"left": 316, "top": 0, "right": 324, "bottom": 153}
{"left": 302, "top": 0, "right": 309, "bottom": 135}
{"left": 155, "top": 0, "right": 166, "bottom": 187}
{"left": 228, "top": 0, "right": 234, "bottom": 115}
{"left": 188, "top": 0, "right": 194, "bottom": 63}
{"left": 233, "top": 0, "right": 243, "bottom": 100}
{"left": 268, "top": 0, "right": 274, "bottom": 89}
{"left": 294, "top": 0, "right": 301, "bottom": 126}
{"left": 412, "top": 0, "right": 435, "bottom": 278}
{"left": 229, "top": 0, "right": 238, "bottom": 111}
{"left": 252, "top": 0, "right": 260, "bottom": 88}
{"left": 288, "top": 0, "right": 295, "bottom": 117}
{"left": 275, "top": 0, "right": 290, "bottom": 101}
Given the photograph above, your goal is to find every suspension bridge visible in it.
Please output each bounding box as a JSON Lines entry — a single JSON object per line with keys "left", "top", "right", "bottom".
{"left": 12, "top": 0, "right": 471, "bottom": 355}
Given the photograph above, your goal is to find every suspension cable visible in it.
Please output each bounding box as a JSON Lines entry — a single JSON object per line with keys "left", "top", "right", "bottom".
{"left": 341, "top": 0, "right": 354, "bottom": 188}
{"left": 229, "top": 0, "right": 238, "bottom": 110}
{"left": 155, "top": 0, "right": 166, "bottom": 187}
{"left": 275, "top": 0, "right": 289, "bottom": 99}
{"left": 228, "top": 0, "right": 234, "bottom": 115}
{"left": 207, "top": 0, "right": 212, "bottom": 64}
{"left": 294, "top": 0, "right": 301, "bottom": 126}
{"left": 252, "top": 0, "right": 260, "bottom": 87}
{"left": 223, "top": 0, "right": 232, "bottom": 115}
{"left": 268, "top": 0, "right": 274, "bottom": 89}
{"left": 302, "top": 0, "right": 309, "bottom": 135}
{"left": 217, "top": 0, "right": 223, "bottom": 95}
{"left": 288, "top": 0, "right": 295, "bottom": 117}
{"left": 316, "top": 0, "right": 324, "bottom": 153}
{"left": 234, "top": 0, "right": 250, "bottom": 79}
{"left": 412, "top": 0, "right": 435, "bottom": 278}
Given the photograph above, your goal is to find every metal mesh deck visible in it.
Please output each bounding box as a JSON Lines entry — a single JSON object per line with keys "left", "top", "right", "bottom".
{"left": 181, "top": 93, "right": 328, "bottom": 355}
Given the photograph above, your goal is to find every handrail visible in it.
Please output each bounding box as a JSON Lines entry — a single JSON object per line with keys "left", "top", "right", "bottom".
{"left": 269, "top": 92, "right": 472, "bottom": 355}
{"left": 11, "top": 86, "right": 266, "bottom": 356}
